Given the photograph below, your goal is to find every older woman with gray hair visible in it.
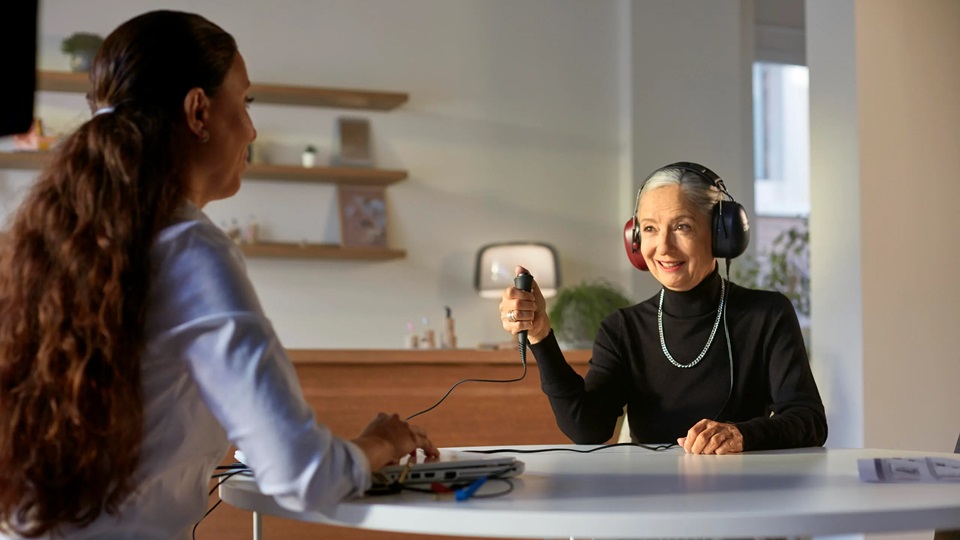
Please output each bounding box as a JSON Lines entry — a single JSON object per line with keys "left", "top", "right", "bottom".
{"left": 499, "top": 162, "right": 827, "bottom": 454}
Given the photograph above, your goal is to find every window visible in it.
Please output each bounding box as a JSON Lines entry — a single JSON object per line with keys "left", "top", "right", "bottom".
{"left": 752, "top": 62, "right": 810, "bottom": 218}
{"left": 744, "top": 62, "right": 811, "bottom": 327}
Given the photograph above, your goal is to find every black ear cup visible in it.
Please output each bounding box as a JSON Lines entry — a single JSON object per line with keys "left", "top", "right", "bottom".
{"left": 712, "top": 200, "right": 750, "bottom": 259}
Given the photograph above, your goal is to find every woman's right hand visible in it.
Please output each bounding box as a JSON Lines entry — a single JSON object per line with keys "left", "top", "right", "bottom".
{"left": 499, "top": 265, "right": 551, "bottom": 344}
{"left": 352, "top": 413, "right": 439, "bottom": 471}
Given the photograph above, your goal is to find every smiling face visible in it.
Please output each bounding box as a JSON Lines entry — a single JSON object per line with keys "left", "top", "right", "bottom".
{"left": 637, "top": 184, "right": 716, "bottom": 291}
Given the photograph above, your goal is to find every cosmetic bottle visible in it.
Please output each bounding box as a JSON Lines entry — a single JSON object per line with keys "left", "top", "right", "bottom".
{"left": 243, "top": 215, "right": 260, "bottom": 244}
{"left": 404, "top": 322, "right": 419, "bottom": 349}
{"left": 442, "top": 306, "right": 457, "bottom": 349}
{"left": 421, "top": 317, "right": 436, "bottom": 349}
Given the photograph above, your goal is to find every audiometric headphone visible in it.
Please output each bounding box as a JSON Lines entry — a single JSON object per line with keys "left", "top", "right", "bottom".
{"left": 623, "top": 162, "right": 750, "bottom": 271}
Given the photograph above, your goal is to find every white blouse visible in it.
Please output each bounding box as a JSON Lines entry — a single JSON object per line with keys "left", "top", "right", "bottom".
{"left": 4, "top": 203, "right": 371, "bottom": 539}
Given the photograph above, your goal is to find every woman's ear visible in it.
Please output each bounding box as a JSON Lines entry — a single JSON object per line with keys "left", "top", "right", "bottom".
{"left": 182, "top": 87, "right": 210, "bottom": 140}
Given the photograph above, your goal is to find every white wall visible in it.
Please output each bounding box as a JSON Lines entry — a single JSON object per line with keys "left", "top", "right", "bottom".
{"left": 809, "top": 0, "right": 960, "bottom": 457}
{"left": 2, "top": 0, "right": 759, "bottom": 350}
{"left": 12, "top": 0, "right": 626, "bottom": 349}
{"left": 857, "top": 0, "right": 960, "bottom": 453}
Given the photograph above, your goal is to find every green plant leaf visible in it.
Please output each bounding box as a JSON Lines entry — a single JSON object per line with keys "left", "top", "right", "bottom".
{"left": 730, "top": 221, "right": 810, "bottom": 318}
{"left": 61, "top": 32, "right": 104, "bottom": 54}
{"left": 548, "top": 280, "right": 633, "bottom": 346}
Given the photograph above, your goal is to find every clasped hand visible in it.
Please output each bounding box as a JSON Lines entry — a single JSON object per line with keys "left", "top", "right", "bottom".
{"left": 678, "top": 419, "right": 743, "bottom": 455}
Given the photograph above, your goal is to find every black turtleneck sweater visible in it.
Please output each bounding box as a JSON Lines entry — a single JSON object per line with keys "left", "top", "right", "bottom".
{"left": 530, "top": 268, "right": 827, "bottom": 451}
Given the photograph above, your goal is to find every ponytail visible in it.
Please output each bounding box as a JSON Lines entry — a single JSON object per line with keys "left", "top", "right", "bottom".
{"left": 0, "top": 107, "right": 184, "bottom": 536}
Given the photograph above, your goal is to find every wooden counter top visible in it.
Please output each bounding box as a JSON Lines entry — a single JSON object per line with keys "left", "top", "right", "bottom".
{"left": 287, "top": 348, "right": 592, "bottom": 365}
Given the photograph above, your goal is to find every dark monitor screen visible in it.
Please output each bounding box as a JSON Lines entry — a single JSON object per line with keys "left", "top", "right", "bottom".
{"left": 1, "top": 0, "right": 38, "bottom": 137}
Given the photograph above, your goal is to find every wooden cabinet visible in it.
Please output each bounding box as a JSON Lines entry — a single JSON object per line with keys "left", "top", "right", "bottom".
{"left": 198, "top": 348, "right": 604, "bottom": 540}
{"left": 1, "top": 71, "right": 411, "bottom": 261}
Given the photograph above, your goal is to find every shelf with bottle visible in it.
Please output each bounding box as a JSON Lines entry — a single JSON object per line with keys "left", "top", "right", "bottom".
{"left": 8, "top": 72, "right": 411, "bottom": 262}
{"left": 0, "top": 151, "right": 407, "bottom": 187}
{"left": 36, "top": 70, "right": 408, "bottom": 110}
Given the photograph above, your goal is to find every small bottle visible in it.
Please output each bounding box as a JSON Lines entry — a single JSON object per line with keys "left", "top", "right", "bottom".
{"left": 244, "top": 215, "right": 260, "bottom": 244}
{"left": 442, "top": 306, "right": 457, "bottom": 349}
{"left": 404, "top": 322, "right": 419, "bottom": 349}
{"left": 421, "top": 317, "right": 436, "bottom": 349}
{"left": 227, "top": 219, "right": 242, "bottom": 244}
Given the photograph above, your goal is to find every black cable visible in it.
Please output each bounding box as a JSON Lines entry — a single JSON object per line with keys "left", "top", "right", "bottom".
{"left": 408, "top": 273, "right": 534, "bottom": 422}
{"left": 192, "top": 468, "right": 250, "bottom": 540}
{"left": 470, "top": 478, "right": 515, "bottom": 498}
{"left": 405, "top": 358, "right": 527, "bottom": 421}
{"left": 465, "top": 441, "right": 676, "bottom": 454}
{"left": 713, "top": 258, "right": 735, "bottom": 422}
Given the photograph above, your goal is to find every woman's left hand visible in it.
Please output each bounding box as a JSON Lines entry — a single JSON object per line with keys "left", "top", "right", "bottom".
{"left": 677, "top": 419, "right": 744, "bottom": 454}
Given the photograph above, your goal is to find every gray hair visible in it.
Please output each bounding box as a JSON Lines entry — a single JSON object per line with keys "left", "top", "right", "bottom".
{"left": 637, "top": 166, "right": 721, "bottom": 219}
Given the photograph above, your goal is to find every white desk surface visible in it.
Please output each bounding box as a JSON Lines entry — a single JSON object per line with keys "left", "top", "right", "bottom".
{"left": 220, "top": 445, "right": 960, "bottom": 539}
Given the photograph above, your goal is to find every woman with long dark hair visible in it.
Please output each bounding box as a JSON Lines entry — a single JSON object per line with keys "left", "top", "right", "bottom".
{"left": 0, "top": 10, "right": 436, "bottom": 539}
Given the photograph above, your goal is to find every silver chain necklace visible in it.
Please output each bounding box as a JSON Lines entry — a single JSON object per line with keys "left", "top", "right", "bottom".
{"left": 657, "top": 278, "right": 725, "bottom": 369}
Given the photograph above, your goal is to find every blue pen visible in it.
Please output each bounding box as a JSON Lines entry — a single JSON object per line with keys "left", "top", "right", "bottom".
{"left": 455, "top": 477, "right": 487, "bottom": 501}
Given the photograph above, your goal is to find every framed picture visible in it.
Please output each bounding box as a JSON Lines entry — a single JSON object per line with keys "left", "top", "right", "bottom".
{"left": 331, "top": 117, "right": 373, "bottom": 167}
{"left": 338, "top": 185, "right": 388, "bottom": 248}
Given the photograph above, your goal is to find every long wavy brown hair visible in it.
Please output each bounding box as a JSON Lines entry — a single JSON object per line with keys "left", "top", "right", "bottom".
{"left": 0, "top": 11, "right": 236, "bottom": 537}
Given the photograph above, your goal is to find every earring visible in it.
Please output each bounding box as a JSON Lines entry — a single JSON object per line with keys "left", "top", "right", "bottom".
{"left": 199, "top": 129, "right": 210, "bottom": 144}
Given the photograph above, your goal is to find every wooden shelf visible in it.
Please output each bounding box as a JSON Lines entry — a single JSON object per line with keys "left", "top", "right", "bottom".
{"left": 239, "top": 241, "right": 405, "bottom": 260}
{"left": 0, "top": 152, "right": 407, "bottom": 186}
{"left": 0, "top": 151, "right": 47, "bottom": 170}
{"left": 36, "top": 71, "right": 408, "bottom": 111}
{"left": 243, "top": 163, "right": 407, "bottom": 185}
{"left": 287, "top": 348, "right": 591, "bottom": 365}
{"left": 17, "top": 74, "right": 412, "bottom": 264}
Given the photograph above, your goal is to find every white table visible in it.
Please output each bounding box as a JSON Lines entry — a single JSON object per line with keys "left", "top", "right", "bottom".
{"left": 219, "top": 445, "right": 960, "bottom": 539}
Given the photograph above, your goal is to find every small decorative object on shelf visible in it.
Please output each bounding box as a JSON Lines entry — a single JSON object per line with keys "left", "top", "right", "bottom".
{"left": 404, "top": 322, "right": 419, "bottom": 349}
{"left": 243, "top": 215, "right": 260, "bottom": 244}
{"left": 12, "top": 119, "right": 57, "bottom": 151}
{"left": 223, "top": 219, "right": 242, "bottom": 244}
{"left": 420, "top": 317, "right": 436, "bottom": 349}
{"left": 301, "top": 145, "right": 317, "bottom": 167}
{"left": 331, "top": 117, "right": 372, "bottom": 167}
{"left": 61, "top": 32, "right": 104, "bottom": 72}
{"left": 338, "top": 185, "right": 387, "bottom": 248}
{"left": 442, "top": 306, "right": 458, "bottom": 349}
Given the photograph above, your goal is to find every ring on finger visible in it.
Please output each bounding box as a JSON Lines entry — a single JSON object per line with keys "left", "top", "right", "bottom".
{"left": 507, "top": 310, "right": 517, "bottom": 322}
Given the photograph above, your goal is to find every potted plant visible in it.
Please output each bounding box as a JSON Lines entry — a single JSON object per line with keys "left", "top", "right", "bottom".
{"left": 731, "top": 221, "right": 811, "bottom": 348}
{"left": 548, "top": 280, "right": 633, "bottom": 349}
{"left": 731, "top": 223, "right": 810, "bottom": 320}
{"left": 301, "top": 145, "right": 317, "bottom": 167}
{"left": 61, "top": 32, "right": 104, "bottom": 72}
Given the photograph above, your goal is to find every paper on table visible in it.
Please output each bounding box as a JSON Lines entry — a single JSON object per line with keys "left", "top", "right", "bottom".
{"left": 858, "top": 457, "right": 960, "bottom": 483}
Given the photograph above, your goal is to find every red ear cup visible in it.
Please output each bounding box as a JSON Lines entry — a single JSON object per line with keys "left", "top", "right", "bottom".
{"left": 623, "top": 218, "right": 649, "bottom": 271}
